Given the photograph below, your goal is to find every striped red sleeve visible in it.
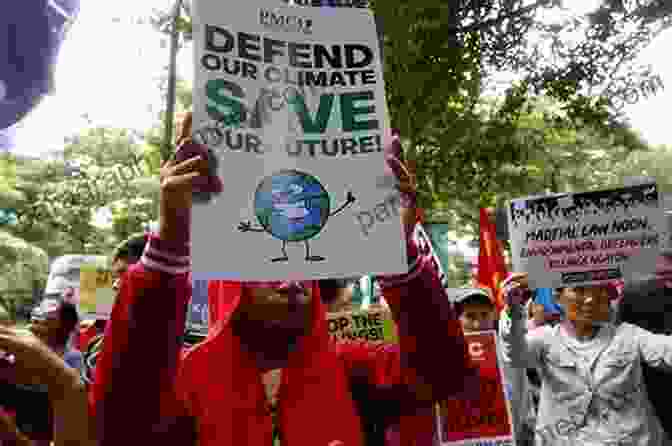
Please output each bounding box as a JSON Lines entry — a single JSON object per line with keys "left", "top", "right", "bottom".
{"left": 377, "top": 223, "right": 474, "bottom": 400}
{"left": 141, "top": 233, "right": 190, "bottom": 274}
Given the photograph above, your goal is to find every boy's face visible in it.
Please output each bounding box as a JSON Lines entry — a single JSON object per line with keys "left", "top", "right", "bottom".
{"left": 459, "top": 302, "right": 496, "bottom": 333}
{"left": 558, "top": 286, "right": 610, "bottom": 323}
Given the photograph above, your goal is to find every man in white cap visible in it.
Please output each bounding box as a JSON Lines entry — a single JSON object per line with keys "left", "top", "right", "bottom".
{"left": 448, "top": 287, "right": 535, "bottom": 446}
{"left": 29, "top": 298, "right": 82, "bottom": 371}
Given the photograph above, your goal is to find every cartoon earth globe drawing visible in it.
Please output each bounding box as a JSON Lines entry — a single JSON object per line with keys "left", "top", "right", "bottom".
{"left": 254, "top": 170, "right": 331, "bottom": 243}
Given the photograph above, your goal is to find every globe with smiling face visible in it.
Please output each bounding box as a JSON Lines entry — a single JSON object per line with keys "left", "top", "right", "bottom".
{"left": 254, "top": 170, "right": 331, "bottom": 242}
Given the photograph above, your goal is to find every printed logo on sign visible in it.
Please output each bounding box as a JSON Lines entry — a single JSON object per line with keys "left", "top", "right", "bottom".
{"left": 259, "top": 9, "right": 313, "bottom": 34}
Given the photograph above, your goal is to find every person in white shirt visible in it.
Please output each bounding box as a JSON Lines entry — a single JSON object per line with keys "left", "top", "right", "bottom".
{"left": 500, "top": 273, "right": 672, "bottom": 446}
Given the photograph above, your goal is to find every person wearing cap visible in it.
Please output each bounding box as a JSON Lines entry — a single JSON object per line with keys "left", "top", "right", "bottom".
{"left": 450, "top": 288, "right": 498, "bottom": 333}
{"left": 500, "top": 274, "right": 672, "bottom": 445}
{"left": 448, "top": 287, "right": 535, "bottom": 446}
{"left": 29, "top": 298, "right": 82, "bottom": 372}
{"left": 0, "top": 298, "right": 83, "bottom": 446}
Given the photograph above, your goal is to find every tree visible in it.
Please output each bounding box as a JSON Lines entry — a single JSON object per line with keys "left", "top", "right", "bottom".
{"left": 600, "top": 144, "right": 672, "bottom": 193}
{"left": 374, "top": 0, "right": 670, "bottom": 219}
{"left": 5, "top": 155, "right": 80, "bottom": 257}
{"left": 58, "top": 127, "right": 162, "bottom": 247}
{"left": 2, "top": 127, "right": 161, "bottom": 258}
{"left": 0, "top": 230, "right": 48, "bottom": 321}
{"left": 148, "top": 0, "right": 671, "bottom": 224}
{"left": 424, "top": 96, "right": 652, "bottom": 237}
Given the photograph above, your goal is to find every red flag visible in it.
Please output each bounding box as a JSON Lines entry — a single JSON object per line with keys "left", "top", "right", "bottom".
{"left": 477, "top": 208, "right": 508, "bottom": 312}
{"left": 416, "top": 207, "right": 425, "bottom": 224}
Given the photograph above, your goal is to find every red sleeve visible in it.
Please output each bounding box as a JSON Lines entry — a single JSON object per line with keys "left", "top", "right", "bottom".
{"left": 336, "top": 225, "right": 474, "bottom": 403}
{"left": 90, "top": 235, "right": 195, "bottom": 446}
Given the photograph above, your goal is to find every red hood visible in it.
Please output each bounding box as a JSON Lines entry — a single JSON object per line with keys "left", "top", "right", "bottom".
{"left": 206, "top": 280, "right": 327, "bottom": 347}
{"left": 178, "top": 279, "right": 363, "bottom": 446}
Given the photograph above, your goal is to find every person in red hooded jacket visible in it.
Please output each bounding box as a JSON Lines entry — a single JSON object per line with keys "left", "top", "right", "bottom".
{"left": 90, "top": 114, "right": 475, "bottom": 446}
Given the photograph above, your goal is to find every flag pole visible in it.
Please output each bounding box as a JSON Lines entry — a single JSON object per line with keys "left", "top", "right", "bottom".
{"left": 162, "top": 0, "right": 184, "bottom": 162}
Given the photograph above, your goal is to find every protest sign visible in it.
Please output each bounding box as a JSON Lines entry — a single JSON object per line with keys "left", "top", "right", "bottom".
{"left": 191, "top": 0, "right": 404, "bottom": 280}
{"left": 327, "top": 307, "right": 397, "bottom": 343}
{"left": 437, "top": 331, "right": 514, "bottom": 446}
{"left": 79, "top": 263, "right": 114, "bottom": 318}
{"left": 508, "top": 183, "right": 665, "bottom": 289}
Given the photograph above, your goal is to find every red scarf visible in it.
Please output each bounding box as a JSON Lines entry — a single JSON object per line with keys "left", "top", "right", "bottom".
{"left": 177, "top": 280, "right": 363, "bottom": 446}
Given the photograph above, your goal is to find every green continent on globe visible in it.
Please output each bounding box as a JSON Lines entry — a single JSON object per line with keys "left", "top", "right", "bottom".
{"left": 254, "top": 170, "right": 331, "bottom": 242}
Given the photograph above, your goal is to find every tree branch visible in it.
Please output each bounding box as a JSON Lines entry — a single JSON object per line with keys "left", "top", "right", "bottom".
{"left": 455, "top": 0, "right": 554, "bottom": 35}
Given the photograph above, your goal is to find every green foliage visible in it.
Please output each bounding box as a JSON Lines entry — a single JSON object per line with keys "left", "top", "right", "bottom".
{"left": 421, "top": 96, "right": 660, "bottom": 235}
{"left": 601, "top": 145, "right": 672, "bottom": 193}
{"left": 0, "top": 230, "right": 49, "bottom": 320}
{"left": 2, "top": 127, "right": 162, "bottom": 259}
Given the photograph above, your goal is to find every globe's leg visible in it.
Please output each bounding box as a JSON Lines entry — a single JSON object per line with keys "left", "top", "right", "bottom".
{"left": 271, "top": 240, "right": 290, "bottom": 262}
{"left": 304, "top": 241, "right": 325, "bottom": 262}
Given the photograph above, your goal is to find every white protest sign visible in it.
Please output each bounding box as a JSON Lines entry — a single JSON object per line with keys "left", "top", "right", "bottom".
{"left": 508, "top": 183, "right": 665, "bottom": 288}
{"left": 191, "top": 0, "right": 405, "bottom": 280}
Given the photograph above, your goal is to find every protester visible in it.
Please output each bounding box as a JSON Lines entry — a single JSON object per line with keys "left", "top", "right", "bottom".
{"left": 111, "top": 232, "right": 149, "bottom": 291}
{"left": 449, "top": 287, "right": 534, "bottom": 446}
{"left": 90, "top": 115, "right": 475, "bottom": 446}
{"left": 29, "top": 298, "right": 82, "bottom": 371}
{"left": 81, "top": 234, "right": 149, "bottom": 384}
{"left": 618, "top": 250, "right": 672, "bottom": 436}
{"left": 0, "top": 326, "right": 95, "bottom": 446}
{"left": 451, "top": 288, "right": 497, "bottom": 332}
{"left": 74, "top": 233, "right": 149, "bottom": 356}
{"left": 500, "top": 272, "right": 672, "bottom": 445}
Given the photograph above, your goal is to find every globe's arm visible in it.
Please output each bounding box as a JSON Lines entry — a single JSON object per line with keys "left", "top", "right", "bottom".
{"left": 329, "top": 192, "right": 356, "bottom": 217}
{"left": 238, "top": 221, "right": 266, "bottom": 233}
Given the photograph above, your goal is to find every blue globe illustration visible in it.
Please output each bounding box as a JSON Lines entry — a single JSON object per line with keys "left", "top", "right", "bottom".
{"left": 254, "top": 170, "right": 330, "bottom": 242}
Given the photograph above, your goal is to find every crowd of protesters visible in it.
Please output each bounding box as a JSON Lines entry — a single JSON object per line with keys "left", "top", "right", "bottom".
{"left": 1, "top": 115, "right": 672, "bottom": 446}
{"left": 5, "top": 0, "right": 672, "bottom": 445}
